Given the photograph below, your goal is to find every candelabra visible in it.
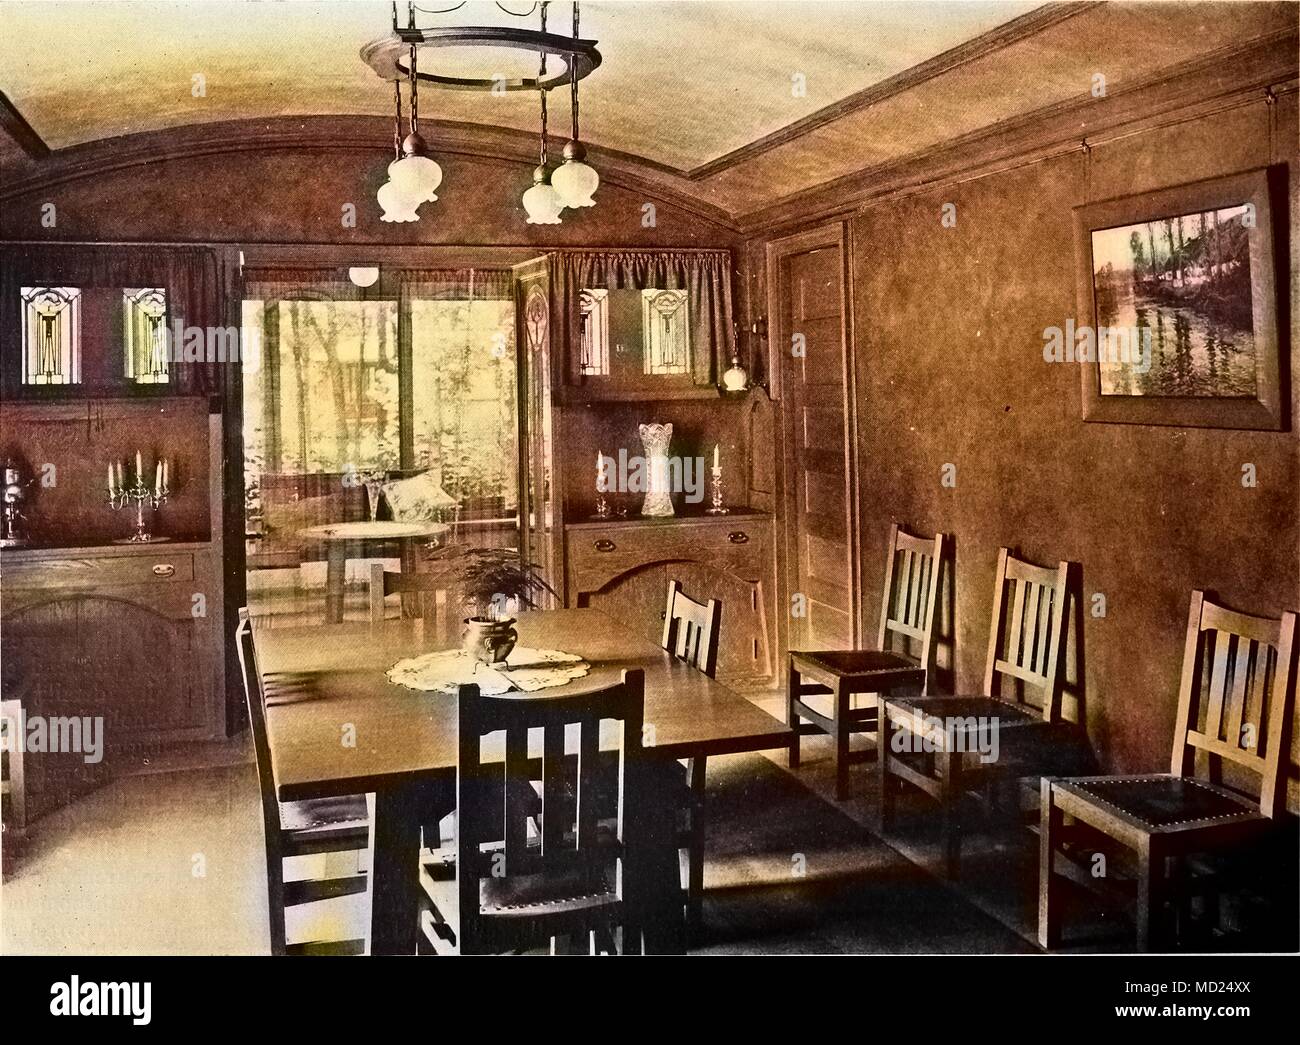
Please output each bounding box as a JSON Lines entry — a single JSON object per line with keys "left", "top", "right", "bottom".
{"left": 108, "top": 455, "right": 169, "bottom": 543}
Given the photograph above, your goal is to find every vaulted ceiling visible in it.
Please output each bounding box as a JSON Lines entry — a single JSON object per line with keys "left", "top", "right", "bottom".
{"left": 0, "top": 1, "right": 1296, "bottom": 222}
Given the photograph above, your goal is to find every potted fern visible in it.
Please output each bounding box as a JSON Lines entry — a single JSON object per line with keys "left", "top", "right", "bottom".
{"left": 422, "top": 544, "right": 556, "bottom": 664}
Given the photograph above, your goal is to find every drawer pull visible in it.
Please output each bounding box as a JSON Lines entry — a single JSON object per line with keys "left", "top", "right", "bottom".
{"left": 727, "top": 531, "right": 750, "bottom": 545}
{"left": 152, "top": 564, "right": 176, "bottom": 578}
{"left": 594, "top": 539, "right": 616, "bottom": 553}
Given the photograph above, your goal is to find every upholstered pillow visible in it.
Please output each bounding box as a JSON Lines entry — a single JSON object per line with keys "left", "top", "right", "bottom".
{"left": 382, "top": 470, "right": 458, "bottom": 522}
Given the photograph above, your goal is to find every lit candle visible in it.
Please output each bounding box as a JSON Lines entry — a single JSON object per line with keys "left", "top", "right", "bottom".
{"left": 712, "top": 444, "right": 721, "bottom": 476}
{"left": 135, "top": 451, "right": 143, "bottom": 486}
{"left": 162, "top": 459, "right": 169, "bottom": 491}
{"left": 107, "top": 462, "right": 115, "bottom": 496}
{"left": 155, "top": 460, "right": 163, "bottom": 497}
{"left": 596, "top": 452, "right": 605, "bottom": 491}
{"left": 115, "top": 461, "right": 124, "bottom": 491}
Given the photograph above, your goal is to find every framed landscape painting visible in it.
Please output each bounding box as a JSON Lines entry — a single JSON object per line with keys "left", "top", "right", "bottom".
{"left": 1073, "top": 167, "right": 1284, "bottom": 429}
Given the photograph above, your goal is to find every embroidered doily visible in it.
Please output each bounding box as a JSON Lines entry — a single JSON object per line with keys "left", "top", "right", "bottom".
{"left": 387, "top": 646, "right": 589, "bottom": 696}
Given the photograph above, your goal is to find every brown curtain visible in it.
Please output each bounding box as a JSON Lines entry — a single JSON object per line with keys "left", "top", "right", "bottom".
{"left": 0, "top": 244, "right": 222, "bottom": 394}
{"left": 551, "top": 249, "right": 733, "bottom": 386}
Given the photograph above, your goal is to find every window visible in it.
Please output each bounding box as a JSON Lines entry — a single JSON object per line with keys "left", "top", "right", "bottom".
{"left": 578, "top": 289, "right": 609, "bottom": 376}
{"left": 642, "top": 289, "right": 690, "bottom": 375}
{"left": 20, "top": 286, "right": 81, "bottom": 385}
{"left": 123, "top": 288, "right": 169, "bottom": 384}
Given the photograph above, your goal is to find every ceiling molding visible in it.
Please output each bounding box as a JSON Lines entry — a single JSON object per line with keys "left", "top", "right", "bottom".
{"left": 0, "top": 89, "right": 50, "bottom": 160}
{"left": 736, "top": 26, "right": 1300, "bottom": 237}
{"left": 687, "top": 1, "right": 1102, "bottom": 180}
{"left": 0, "top": 115, "right": 738, "bottom": 232}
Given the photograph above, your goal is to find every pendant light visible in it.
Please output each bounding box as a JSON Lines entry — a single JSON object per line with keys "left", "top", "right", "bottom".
{"left": 388, "top": 44, "right": 442, "bottom": 203}
{"left": 522, "top": 3, "right": 564, "bottom": 225}
{"left": 551, "top": 2, "right": 599, "bottom": 209}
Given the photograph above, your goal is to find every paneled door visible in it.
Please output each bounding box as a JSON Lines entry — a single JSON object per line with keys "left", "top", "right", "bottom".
{"left": 771, "top": 225, "right": 857, "bottom": 651}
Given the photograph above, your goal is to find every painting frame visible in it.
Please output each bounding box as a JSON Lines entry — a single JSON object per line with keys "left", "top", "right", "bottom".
{"left": 1072, "top": 166, "right": 1284, "bottom": 430}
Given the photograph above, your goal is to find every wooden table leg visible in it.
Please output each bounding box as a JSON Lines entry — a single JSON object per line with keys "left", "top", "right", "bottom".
{"left": 367, "top": 782, "right": 426, "bottom": 956}
{"left": 399, "top": 538, "right": 418, "bottom": 619}
{"left": 634, "top": 759, "right": 688, "bottom": 955}
{"left": 787, "top": 663, "right": 801, "bottom": 768}
{"left": 938, "top": 747, "right": 963, "bottom": 879}
{"left": 325, "top": 543, "right": 347, "bottom": 624}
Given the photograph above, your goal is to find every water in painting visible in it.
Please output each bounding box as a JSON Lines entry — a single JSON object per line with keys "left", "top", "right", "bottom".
{"left": 1090, "top": 205, "right": 1256, "bottom": 397}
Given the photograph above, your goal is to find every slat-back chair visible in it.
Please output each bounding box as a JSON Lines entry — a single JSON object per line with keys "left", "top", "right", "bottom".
{"left": 418, "top": 671, "right": 646, "bottom": 955}
{"left": 236, "top": 610, "right": 370, "bottom": 956}
{"left": 789, "top": 524, "right": 945, "bottom": 800}
{"left": 1041, "top": 593, "right": 1297, "bottom": 951}
{"left": 369, "top": 563, "right": 458, "bottom": 631}
{"left": 661, "top": 580, "right": 721, "bottom": 932}
{"left": 1, "top": 699, "right": 26, "bottom": 873}
{"left": 879, "top": 547, "right": 1075, "bottom": 877}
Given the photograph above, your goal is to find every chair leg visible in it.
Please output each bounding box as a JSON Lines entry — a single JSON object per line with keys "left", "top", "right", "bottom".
{"left": 877, "top": 701, "right": 894, "bottom": 829}
{"left": 833, "top": 680, "right": 850, "bottom": 801}
{"left": 787, "top": 663, "right": 801, "bottom": 768}
{"left": 1136, "top": 841, "right": 1165, "bottom": 952}
{"left": 1038, "top": 778, "right": 1062, "bottom": 950}
{"left": 938, "top": 749, "right": 962, "bottom": 878}
{"left": 267, "top": 851, "right": 288, "bottom": 957}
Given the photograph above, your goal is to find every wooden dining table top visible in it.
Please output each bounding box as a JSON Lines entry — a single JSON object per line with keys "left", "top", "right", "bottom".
{"left": 256, "top": 608, "right": 793, "bottom": 801}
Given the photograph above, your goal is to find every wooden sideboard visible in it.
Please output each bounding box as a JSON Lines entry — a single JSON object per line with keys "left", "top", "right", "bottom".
{"left": 565, "top": 511, "right": 776, "bottom": 687}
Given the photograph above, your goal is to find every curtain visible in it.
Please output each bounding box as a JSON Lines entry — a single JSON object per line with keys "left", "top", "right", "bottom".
{"left": 1, "top": 244, "right": 223, "bottom": 394}
{"left": 551, "top": 249, "right": 733, "bottom": 386}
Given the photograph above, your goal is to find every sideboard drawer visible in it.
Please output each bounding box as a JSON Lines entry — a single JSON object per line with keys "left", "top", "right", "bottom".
{"left": 2, "top": 553, "right": 196, "bottom": 590}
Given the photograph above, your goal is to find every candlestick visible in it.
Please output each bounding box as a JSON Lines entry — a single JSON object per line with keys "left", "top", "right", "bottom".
{"left": 108, "top": 453, "right": 169, "bottom": 542}
{"left": 594, "top": 451, "right": 611, "bottom": 520}
{"left": 706, "top": 465, "right": 728, "bottom": 515}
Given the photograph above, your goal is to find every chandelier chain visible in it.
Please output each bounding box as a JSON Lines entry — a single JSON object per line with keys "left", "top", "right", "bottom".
{"left": 570, "top": 2, "right": 580, "bottom": 141}
{"left": 538, "top": 2, "right": 549, "bottom": 166}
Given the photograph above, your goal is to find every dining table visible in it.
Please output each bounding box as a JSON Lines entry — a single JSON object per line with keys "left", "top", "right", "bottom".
{"left": 298, "top": 520, "right": 450, "bottom": 623}
{"left": 255, "top": 607, "right": 793, "bottom": 954}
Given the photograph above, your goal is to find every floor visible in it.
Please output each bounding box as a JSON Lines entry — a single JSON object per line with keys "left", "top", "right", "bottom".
{"left": 2, "top": 730, "right": 1042, "bottom": 955}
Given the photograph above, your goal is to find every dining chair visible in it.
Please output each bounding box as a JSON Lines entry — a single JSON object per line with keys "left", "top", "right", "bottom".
{"left": 879, "top": 547, "right": 1078, "bottom": 876}
{"left": 417, "top": 670, "right": 646, "bottom": 955}
{"left": 661, "top": 579, "right": 721, "bottom": 932}
{"left": 369, "top": 563, "right": 457, "bottom": 628}
{"left": 1040, "top": 592, "right": 1297, "bottom": 951}
{"left": 236, "top": 609, "right": 370, "bottom": 956}
{"left": 789, "top": 524, "right": 945, "bottom": 799}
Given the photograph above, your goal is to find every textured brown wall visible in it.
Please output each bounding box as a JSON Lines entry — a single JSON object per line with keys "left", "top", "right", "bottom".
{"left": 850, "top": 95, "right": 1300, "bottom": 800}
{"left": 0, "top": 148, "right": 734, "bottom": 248}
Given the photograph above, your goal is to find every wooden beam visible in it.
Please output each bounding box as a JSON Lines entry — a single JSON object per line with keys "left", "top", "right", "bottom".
{"left": 0, "top": 90, "right": 50, "bottom": 160}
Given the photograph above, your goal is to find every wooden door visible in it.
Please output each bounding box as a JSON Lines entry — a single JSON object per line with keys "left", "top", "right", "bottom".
{"left": 513, "top": 257, "right": 561, "bottom": 605}
{"left": 772, "top": 226, "right": 857, "bottom": 651}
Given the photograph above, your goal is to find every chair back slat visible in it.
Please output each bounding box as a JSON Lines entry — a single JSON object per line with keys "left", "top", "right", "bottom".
{"left": 369, "top": 563, "right": 456, "bottom": 625}
{"left": 877, "top": 525, "right": 945, "bottom": 683}
{"left": 455, "top": 671, "right": 645, "bottom": 953}
{"left": 662, "top": 580, "right": 721, "bottom": 678}
{"left": 1172, "top": 592, "right": 1296, "bottom": 816}
{"left": 982, "top": 549, "right": 1072, "bottom": 722}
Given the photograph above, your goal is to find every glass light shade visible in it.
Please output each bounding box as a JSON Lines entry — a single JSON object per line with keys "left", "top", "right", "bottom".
{"left": 348, "top": 267, "right": 380, "bottom": 288}
{"left": 377, "top": 180, "right": 420, "bottom": 223}
{"left": 523, "top": 181, "right": 564, "bottom": 225}
{"left": 722, "top": 356, "right": 749, "bottom": 392}
{"left": 387, "top": 154, "right": 442, "bottom": 203}
{"left": 552, "top": 158, "right": 599, "bottom": 208}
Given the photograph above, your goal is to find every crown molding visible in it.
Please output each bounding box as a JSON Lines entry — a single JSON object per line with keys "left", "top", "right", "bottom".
{"left": 0, "top": 115, "right": 738, "bottom": 232}
{"left": 735, "top": 27, "right": 1299, "bottom": 238}
{"left": 687, "top": 1, "right": 1102, "bottom": 180}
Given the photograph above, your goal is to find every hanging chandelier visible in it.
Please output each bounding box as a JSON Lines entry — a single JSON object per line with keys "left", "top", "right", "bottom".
{"left": 363, "top": 2, "right": 602, "bottom": 224}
